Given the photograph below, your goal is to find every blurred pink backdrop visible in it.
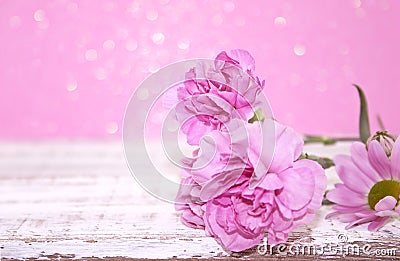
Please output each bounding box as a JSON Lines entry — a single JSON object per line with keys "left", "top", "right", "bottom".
{"left": 1, "top": 0, "right": 399, "bottom": 139}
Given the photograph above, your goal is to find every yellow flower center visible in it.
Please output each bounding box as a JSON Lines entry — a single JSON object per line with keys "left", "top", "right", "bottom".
{"left": 368, "top": 180, "right": 400, "bottom": 210}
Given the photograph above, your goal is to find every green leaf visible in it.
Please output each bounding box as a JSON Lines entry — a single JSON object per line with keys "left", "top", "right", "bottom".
{"left": 248, "top": 108, "right": 264, "bottom": 123}
{"left": 354, "top": 84, "right": 371, "bottom": 144}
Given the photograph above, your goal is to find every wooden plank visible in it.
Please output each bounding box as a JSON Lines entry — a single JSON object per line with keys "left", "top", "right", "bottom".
{"left": 0, "top": 142, "right": 399, "bottom": 260}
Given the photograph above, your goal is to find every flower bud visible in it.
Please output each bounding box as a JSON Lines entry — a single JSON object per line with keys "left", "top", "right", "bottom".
{"left": 366, "top": 131, "right": 396, "bottom": 157}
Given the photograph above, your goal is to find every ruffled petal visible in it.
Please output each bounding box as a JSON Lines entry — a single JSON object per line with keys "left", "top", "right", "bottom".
{"left": 227, "top": 49, "right": 256, "bottom": 73}
{"left": 277, "top": 166, "right": 314, "bottom": 211}
{"left": 199, "top": 168, "right": 244, "bottom": 201}
{"left": 215, "top": 49, "right": 256, "bottom": 73}
{"left": 246, "top": 120, "right": 273, "bottom": 186}
{"left": 257, "top": 173, "right": 283, "bottom": 190}
{"left": 204, "top": 199, "right": 264, "bottom": 252}
{"left": 292, "top": 159, "right": 326, "bottom": 210}
{"left": 293, "top": 211, "right": 315, "bottom": 228}
{"left": 275, "top": 197, "right": 294, "bottom": 219}
{"left": 269, "top": 123, "right": 304, "bottom": 173}
{"left": 270, "top": 210, "right": 293, "bottom": 231}
{"left": 267, "top": 230, "right": 288, "bottom": 245}
{"left": 180, "top": 207, "right": 205, "bottom": 229}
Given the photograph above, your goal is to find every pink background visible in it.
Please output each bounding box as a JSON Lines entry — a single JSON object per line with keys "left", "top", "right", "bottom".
{"left": 1, "top": 0, "right": 399, "bottom": 139}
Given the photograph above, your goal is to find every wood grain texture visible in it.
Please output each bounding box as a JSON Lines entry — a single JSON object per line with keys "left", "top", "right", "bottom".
{"left": 0, "top": 141, "right": 399, "bottom": 260}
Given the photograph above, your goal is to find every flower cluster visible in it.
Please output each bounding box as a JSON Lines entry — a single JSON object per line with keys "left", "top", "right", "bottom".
{"left": 172, "top": 50, "right": 327, "bottom": 252}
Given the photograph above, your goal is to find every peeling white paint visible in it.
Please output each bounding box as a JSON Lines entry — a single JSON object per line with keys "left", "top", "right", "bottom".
{"left": 0, "top": 142, "right": 399, "bottom": 259}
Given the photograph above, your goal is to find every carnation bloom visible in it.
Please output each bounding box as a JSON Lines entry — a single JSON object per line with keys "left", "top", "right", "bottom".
{"left": 175, "top": 175, "right": 205, "bottom": 229}
{"left": 176, "top": 121, "right": 326, "bottom": 251}
{"left": 326, "top": 138, "right": 400, "bottom": 231}
{"left": 182, "top": 119, "right": 254, "bottom": 201}
{"left": 172, "top": 49, "right": 264, "bottom": 145}
{"left": 203, "top": 156, "right": 325, "bottom": 251}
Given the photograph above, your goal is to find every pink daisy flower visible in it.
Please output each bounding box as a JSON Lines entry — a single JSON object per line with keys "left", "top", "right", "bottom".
{"left": 326, "top": 137, "right": 400, "bottom": 231}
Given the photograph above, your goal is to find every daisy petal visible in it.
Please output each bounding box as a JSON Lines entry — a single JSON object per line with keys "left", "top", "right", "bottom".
{"left": 374, "top": 196, "right": 397, "bottom": 211}
{"left": 334, "top": 155, "right": 372, "bottom": 194}
{"left": 368, "top": 140, "right": 392, "bottom": 179}
{"left": 391, "top": 138, "right": 400, "bottom": 180}
{"left": 396, "top": 205, "right": 400, "bottom": 214}
{"left": 332, "top": 205, "right": 370, "bottom": 214}
{"left": 326, "top": 184, "right": 367, "bottom": 207}
{"left": 345, "top": 214, "right": 377, "bottom": 229}
{"left": 376, "top": 210, "right": 397, "bottom": 217}
{"left": 368, "top": 216, "right": 389, "bottom": 232}
{"left": 328, "top": 212, "right": 360, "bottom": 223}
{"left": 326, "top": 211, "right": 340, "bottom": 219}
{"left": 351, "top": 142, "right": 381, "bottom": 182}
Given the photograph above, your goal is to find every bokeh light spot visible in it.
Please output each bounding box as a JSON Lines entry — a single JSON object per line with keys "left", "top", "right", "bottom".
{"left": 274, "top": 16, "right": 287, "bottom": 26}
{"left": 103, "top": 40, "right": 115, "bottom": 50}
{"left": 106, "top": 122, "right": 119, "bottom": 134}
{"left": 177, "top": 39, "right": 190, "bottom": 50}
{"left": 66, "top": 81, "right": 78, "bottom": 92}
{"left": 152, "top": 32, "right": 165, "bottom": 45}
{"left": 34, "top": 9, "right": 45, "bottom": 22}
{"left": 294, "top": 45, "right": 306, "bottom": 56}
{"left": 146, "top": 10, "right": 158, "bottom": 21}
{"left": 137, "top": 88, "right": 149, "bottom": 100}
{"left": 85, "top": 49, "right": 98, "bottom": 61}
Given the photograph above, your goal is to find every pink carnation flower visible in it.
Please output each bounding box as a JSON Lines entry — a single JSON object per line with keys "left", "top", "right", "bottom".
{"left": 215, "top": 49, "right": 256, "bottom": 75}
{"left": 326, "top": 138, "right": 400, "bottom": 231}
{"left": 175, "top": 175, "right": 205, "bottom": 229}
{"left": 176, "top": 121, "right": 326, "bottom": 252}
{"left": 173, "top": 49, "right": 264, "bottom": 145}
{"left": 203, "top": 157, "right": 325, "bottom": 251}
{"left": 181, "top": 119, "right": 252, "bottom": 201}
{"left": 203, "top": 169, "right": 267, "bottom": 251}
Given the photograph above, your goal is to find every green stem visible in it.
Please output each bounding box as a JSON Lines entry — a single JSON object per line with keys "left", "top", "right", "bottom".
{"left": 304, "top": 135, "right": 360, "bottom": 145}
{"left": 322, "top": 190, "right": 334, "bottom": 206}
{"left": 297, "top": 153, "right": 335, "bottom": 169}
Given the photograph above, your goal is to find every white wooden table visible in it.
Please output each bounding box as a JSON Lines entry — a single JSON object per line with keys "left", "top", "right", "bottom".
{"left": 1, "top": 141, "right": 399, "bottom": 260}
